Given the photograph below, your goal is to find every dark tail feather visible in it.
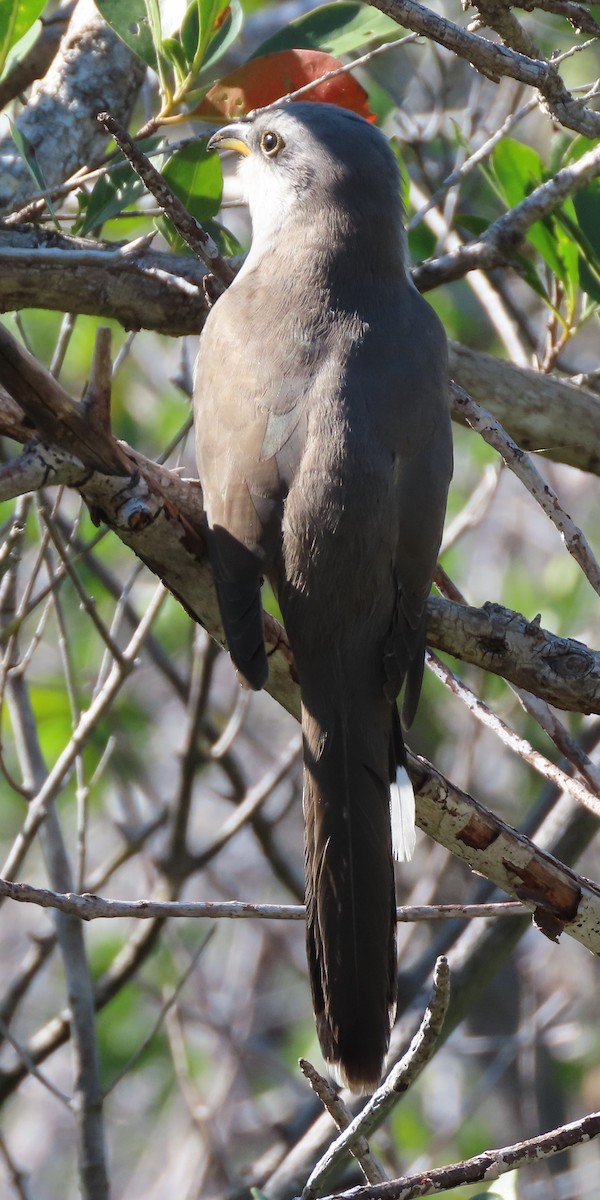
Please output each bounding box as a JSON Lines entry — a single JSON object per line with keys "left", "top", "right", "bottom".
{"left": 208, "top": 528, "right": 268, "bottom": 690}
{"left": 303, "top": 699, "right": 397, "bottom": 1093}
{"left": 213, "top": 575, "right": 268, "bottom": 689}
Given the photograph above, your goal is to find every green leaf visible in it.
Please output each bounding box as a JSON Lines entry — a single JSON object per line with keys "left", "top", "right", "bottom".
{"left": 9, "top": 119, "right": 57, "bottom": 218}
{"left": 144, "top": 0, "right": 163, "bottom": 46}
{"left": 512, "top": 249, "right": 551, "bottom": 305}
{"left": 94, "top": 0, "right": 157, "bottom": 68}
{"left": 77, "top": 160, "right": 147, "bottom": 235}
{"left": 574, "top": 182, "right": 600, "bottom": 263}
{"left": 492, "top": 139, "right": 582, "bottom": 287}
{"left": 197, "top": 0, "right": 230, "bottom": 65}
{"left": 579, "top": 257, "right": 600, "bottom": 304}
{"left": 162, "top": 34, "right": 188, "bottom": 79}
{"left": 181, "top": 0, "right": 244, "bottom": 75}
{"left": 177, "top": 0, "right": 234, "bottom": 78}
{"left": 529, "top": 219, "right": 571, "bottom": 286}
{"left": 144, "top": 0, "right": 173, "bottom": 95}
{"left": 555, "top": 222, "right": 579, "bottom": 306}
{"left": 253, "top": 1, "right": 400, "bottom": 58}
{"left": 553, "top": 198, "right": 600, "bottom": 307}
{"left": 562, "top": 134, "right": 597, "bottom": 166}
{"left": 181, "top": 0, "right": 201, "bottom": 65}
{"left": 492, "top": 138, "right": 543, "bottom": 208}
{"left": 0, "top": 0, "right": 46, "bottom": 74}
{"left": 162, "top": 139, "right": 222, "bottom": 219}
{"left": 157, "top": 139, "right": 222, "bottom": 248}
{"left": 407, "top": 223, "right": 436, "bottom": 263}
{"left": 200, "top": 0, "right": 244, "bottom": 76}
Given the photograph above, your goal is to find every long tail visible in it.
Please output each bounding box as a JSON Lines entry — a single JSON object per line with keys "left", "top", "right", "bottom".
{"left": 302, "top": 689, "right": 404, "bottom": 1093}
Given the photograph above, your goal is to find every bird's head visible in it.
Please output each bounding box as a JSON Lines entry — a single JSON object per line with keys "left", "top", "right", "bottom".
{"left": 207, "top": 102, "right": 403, "bottom": 257}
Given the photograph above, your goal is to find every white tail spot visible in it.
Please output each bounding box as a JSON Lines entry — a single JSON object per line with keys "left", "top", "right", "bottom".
{"left": 390, "top": 766, "right": 416, "bottom": 862}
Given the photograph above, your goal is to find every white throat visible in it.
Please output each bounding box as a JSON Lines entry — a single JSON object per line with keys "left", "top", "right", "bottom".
{"left": 237, "top": 154, "right": 298, "bottom": 264}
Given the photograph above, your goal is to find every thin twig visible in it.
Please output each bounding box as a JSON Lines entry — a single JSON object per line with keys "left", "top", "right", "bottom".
{"left": 0, "top": 881, "right": 529, "bottom": 923}
{"left": 426, "top": 650, "right": 600, "bottom": 818}
{"left": 452, "top": 386, "right": 600, "bottom": 597}
{"left": 1, "top": 583, "right": 168, "bottom": 883}
{"left": 104, "top": 929, "right": 214, "bottom": 1095}
{"left": 299, "top": 1060, "right": 387, "bottom": 1185}
{"left": 96, "top": 112, "right": 234, "bottom": 287}
{"left": 302, "top": 958, "right": 451, "bottom": 1200}
{"left": 0, "top": 1016, "right": 71, "bottom": 1107}
{"left": 315, "top": 1109, "right": 600, "bottom": 1199}
{"left": 414, "top": 137, "right": 600, "bottom": 289}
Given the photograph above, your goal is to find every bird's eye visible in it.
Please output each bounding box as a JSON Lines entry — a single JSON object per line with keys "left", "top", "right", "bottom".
{"left": 260, "top": 130, "right": 284, "bottom": 157}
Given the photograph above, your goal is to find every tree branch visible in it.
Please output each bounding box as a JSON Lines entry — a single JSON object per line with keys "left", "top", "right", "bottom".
{"left": 96, "top": 112, "right": 235, "bottom": 289}
{"left": 0, "top": 0, "right": 145, "bottom": 213}
{"left": 0, "top": 3, "right": 76, "bottom": 112}
{"left": 413, "top": 137, "right": 600, "bottom": 289}
{"left": 317, "top": 1110, "right": 600, "bottom": 1198}
{"left": 0, "top": 228, "right": 209, "bottom": 336}
{"left": 447, "top": 342, "right": 600, "bottom": 477}
{"left": 0, "top": 883, "right": 527, "bottom": 923}
{"left": 303, "top": 959, "right": 451, "bottom": 1199}
{"left": 370, "top": 0, "right": 600, "bottom": 137}
{"left": 427, "top": 595, "right": 600, "bottom": 714}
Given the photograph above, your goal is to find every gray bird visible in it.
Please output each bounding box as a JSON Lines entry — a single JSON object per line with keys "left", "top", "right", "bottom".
{"left": 194, "top": 102, "right": 452, "bottom": 1092}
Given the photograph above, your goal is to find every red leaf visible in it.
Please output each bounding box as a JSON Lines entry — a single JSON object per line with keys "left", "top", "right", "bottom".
{"left": 192, "top": 49, "right": 374, "bottom": 121}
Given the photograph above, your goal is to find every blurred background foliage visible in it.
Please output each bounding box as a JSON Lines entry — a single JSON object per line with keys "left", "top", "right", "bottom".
{"left": 0, "top": 1, "right": 600, "bottom": 1198}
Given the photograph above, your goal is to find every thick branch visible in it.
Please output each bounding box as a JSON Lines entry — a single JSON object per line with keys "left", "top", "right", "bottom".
{"left": 0, "top": 325, "right": 131, "bottom": 475}
{"left": 370, "top": 0, "right": 600, "bottom": 136}
{"left": 0, "top": 3, "right": 76, "bottom": 111}
{"left": 427, "top": 597, "right": 600, "bottom": 713}
{"left": 448, "top": 342, "right": 600, "bottom": 476}
{"left": 0, "top": 228, "right": 209, "bottom": 336}
{"left": 411, "top": 751, "right": 600, "bottom": 954}
{"left": 0, "top": 0, "right": 145, "bottom": 213}
{"left": 2, "top": 229, "right": 599, "bottom": 476}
